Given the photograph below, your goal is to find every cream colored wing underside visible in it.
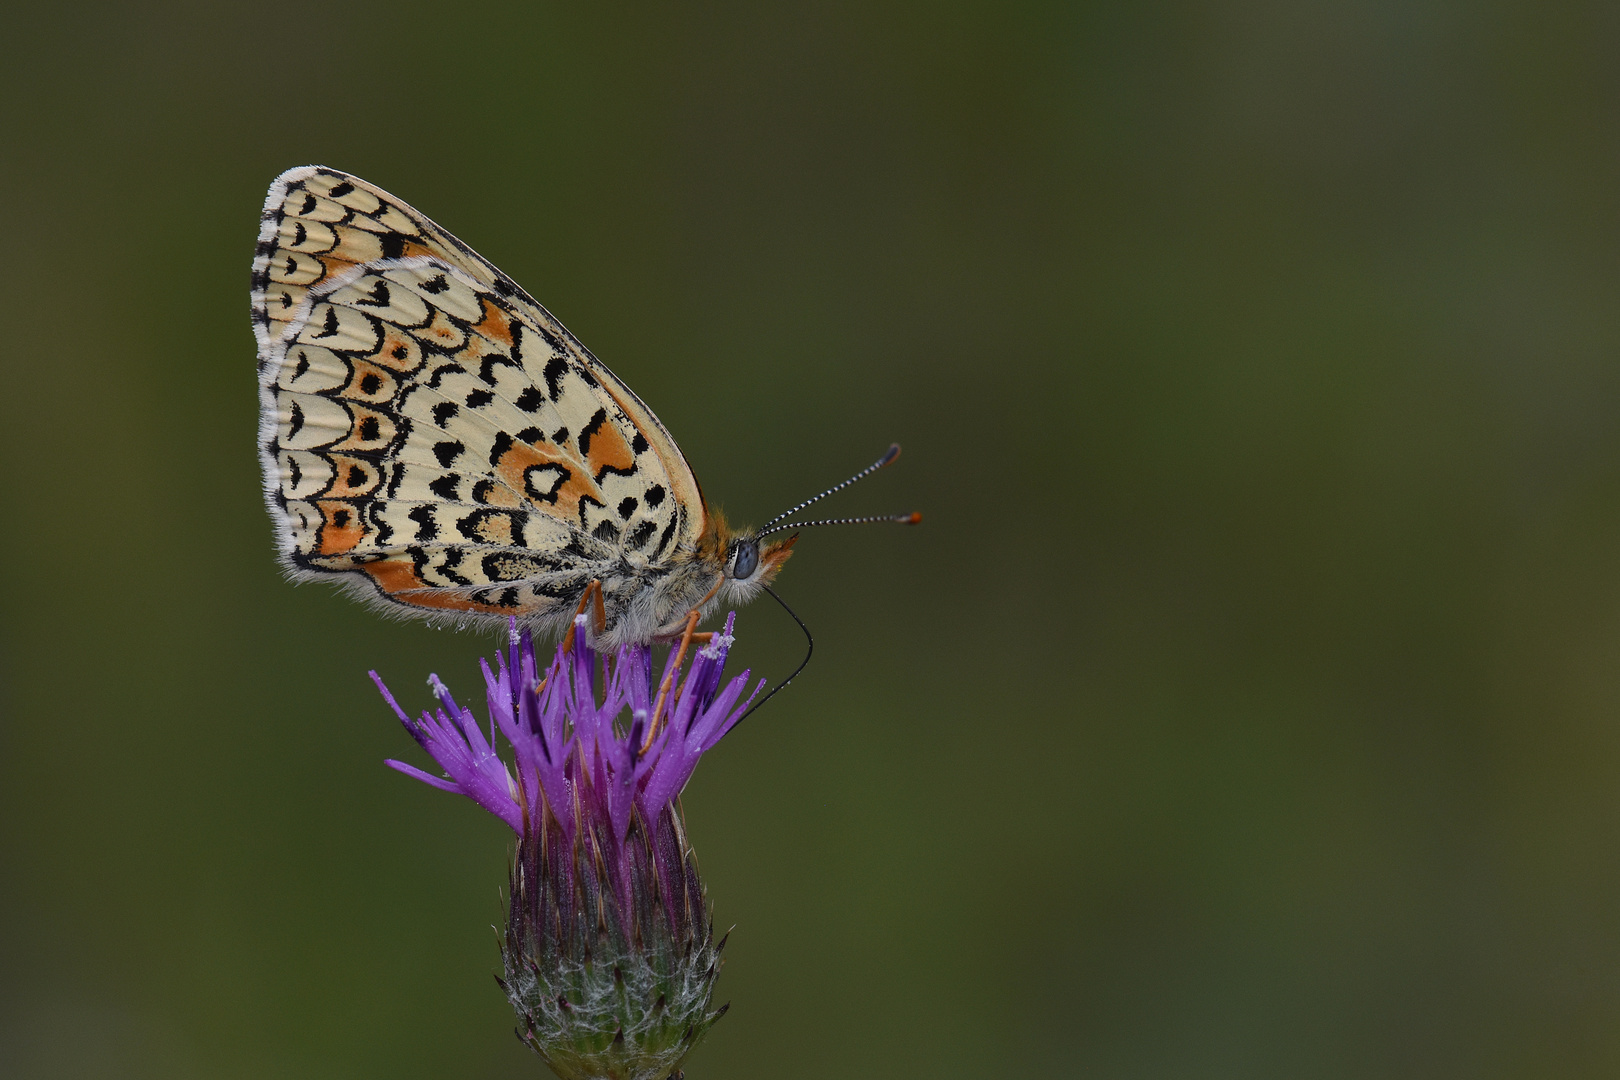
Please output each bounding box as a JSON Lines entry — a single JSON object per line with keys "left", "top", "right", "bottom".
{"left": 251, "top": 167, "right": 708, "bottom": 620}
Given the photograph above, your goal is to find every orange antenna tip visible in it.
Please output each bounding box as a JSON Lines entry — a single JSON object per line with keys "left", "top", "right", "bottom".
{"left": 906, "top": 511, "right": 922, "bottom": 525}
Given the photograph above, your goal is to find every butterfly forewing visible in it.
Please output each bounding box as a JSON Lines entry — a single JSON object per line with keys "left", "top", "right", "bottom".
{"left": 253, "top": 168, "right": 709, "bottom": 630}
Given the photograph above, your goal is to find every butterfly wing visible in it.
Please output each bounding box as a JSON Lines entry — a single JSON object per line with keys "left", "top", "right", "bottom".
{"left": 252, "top": 167, "right": 713, "bottom": 634}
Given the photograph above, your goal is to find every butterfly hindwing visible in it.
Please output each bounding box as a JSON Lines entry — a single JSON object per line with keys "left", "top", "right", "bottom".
{"left": 254, "top": 170, "right": 710, "bottom": 627}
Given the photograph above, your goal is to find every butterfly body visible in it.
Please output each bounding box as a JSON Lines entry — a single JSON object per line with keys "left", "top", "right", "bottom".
{"left": 252, "top": 167, "right": 792, "bottom": 645}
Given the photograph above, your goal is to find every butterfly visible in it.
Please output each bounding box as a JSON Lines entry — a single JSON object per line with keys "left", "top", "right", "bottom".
{"left": 252, "top": 167, "right": 913, "bottom": 646}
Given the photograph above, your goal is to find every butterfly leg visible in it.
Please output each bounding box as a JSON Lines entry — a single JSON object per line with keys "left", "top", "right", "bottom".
{"left": 560, "top": 580, "right": 608, "bottom": 655}
{"left": 651, "top": 576, "right": 726, "bottom": 643}
{"left": 646, "top": 610, "right": 706, "bottom": 749}
{"left": 642, "top": 578, "right": 730, "bottom": 745}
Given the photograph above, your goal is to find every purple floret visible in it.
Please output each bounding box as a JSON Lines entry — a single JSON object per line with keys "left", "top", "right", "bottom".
{"left": 372, "top": 612, "right": 761, "bottom": 846}
{"left": 374, "top": 612, "right": 749, "bottom": 1071}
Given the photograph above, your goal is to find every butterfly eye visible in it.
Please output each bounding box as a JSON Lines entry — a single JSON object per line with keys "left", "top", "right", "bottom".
{"left": 730, "top": 539, "right": 760, "bottom": 580}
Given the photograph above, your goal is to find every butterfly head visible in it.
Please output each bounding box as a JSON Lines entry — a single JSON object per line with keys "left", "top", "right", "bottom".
{"left": 708, "top": 443, "right": 917, "bottom": 605}
{"left": 722, "top": 532, "right": 798, "bottom": 600}
{"left": 701, "top": 508, "right": 797, "bottom": 605}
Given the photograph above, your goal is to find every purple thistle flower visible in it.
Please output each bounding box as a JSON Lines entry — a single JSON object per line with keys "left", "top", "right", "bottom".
{"left": 372, "top": 612, "right": 761, "bottom": 1080}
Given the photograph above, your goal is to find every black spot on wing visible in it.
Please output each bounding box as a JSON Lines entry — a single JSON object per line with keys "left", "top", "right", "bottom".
{"left": 651, "top": 516, "right": 678, "bottom": 560}
{"left": 432, "top": 401, "right": 459, "bottom": 426}
{"left": 515, "top": 387, "right": 544, "bottom": 412}
{"left": 488, "top": 431, "right": 513, "bottom": 466}
{"left": 439, "top": 547, "right": 471, "bottom": 586}
{"left": 429, "top": 474, "right": 460, "bottom": 500}
{"left": 465, "top": 388, "right": 493, "bottom": 408}
{"left": 631, "top": 432, "right": 649, "bottom": 455}
{"left": 354, "top": 279, "right": 391, "bottom": 307}
{"left": 543, "top": 357, "right": 568, "bottom": 400}
{"left": 645, "top": 484, "right": 665, "bottom": 508}
{"left": 626, "top": 520, "right": 657, "bottom": 550}
{"left": 456, "top": 509, "right": 522, "bottom": 544}
{"left": 409, "top": 506, "right": 438, "bottom": 540}
{"left": 479, "top": 354, "right": 519, "bottom": 386}
{"left": 421, "top": 273, "right": 450, "bottom": 294}
{"left": 370, "top": 502, "right": 394, "bottom": 542}
{"left": 592, "top": 519, "right": 621, "bottom": 543}
{"left": 287, "top": 401, "right": 305, "bottom": 440}
{"left": 479, "top": 552, "right": 536, "bottom": 583}
{"left": 616, "top": 497, "right": 638, "bottom": 519}
{"left": 328, "top": 181, "right": 355, "bottom": 198}
{"left": 433, "top": 440, "right": 464, "bottom": 468}
{"left": 578, "top": 409, "right": 608, "bottom": 456}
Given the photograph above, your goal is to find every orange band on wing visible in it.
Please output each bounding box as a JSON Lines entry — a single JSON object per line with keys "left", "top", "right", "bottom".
{"left": 583, "top": 417, "right": 636, "bottom": 482}
{"left": 323, "top": 456, "right": 381, "bottom": 499}
{"left": 316, "top": 500, "right": 364, "bottom": 555}
{"left": 397, "top": 239, "right": 438, "bottom": 262}
{"left": 494, "top": 441, "right": 606, "bottom": 520}
{"left": 312, "top": 254, "right": 358, "bottom": 284}
{"left": 472, "top": 296, "right": 515, "bottom": 347}
{"left": 361, "top": 559, "right": 515, "bottom": 613}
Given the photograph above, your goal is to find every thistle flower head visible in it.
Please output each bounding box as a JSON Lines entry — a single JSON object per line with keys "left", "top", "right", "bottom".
{"left": 372, "top": 613, "right": 760, "bottom": 1080}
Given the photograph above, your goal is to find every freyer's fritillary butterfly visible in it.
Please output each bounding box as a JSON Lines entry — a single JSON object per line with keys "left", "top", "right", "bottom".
{"left": 251, "top": 167, "right": 911, "bottom": 646}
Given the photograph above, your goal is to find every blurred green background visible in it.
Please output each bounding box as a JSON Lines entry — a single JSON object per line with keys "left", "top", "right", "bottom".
{"left": 5, "top": 1, "right": 1620, "bottom": 1077}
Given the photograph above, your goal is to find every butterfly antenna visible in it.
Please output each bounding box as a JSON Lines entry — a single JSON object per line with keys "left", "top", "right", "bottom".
{"left": 751, "top": 443, "right": 920, "bottom": 540}
{"left": 756, "top": 511, "right": 921, "bottom": 539}
{"left": 731, "top": 586, "right": 813, "bottom": 729}
{"left": 756, "top": 444, "right": 903, "bottom": 534}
